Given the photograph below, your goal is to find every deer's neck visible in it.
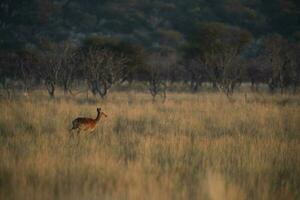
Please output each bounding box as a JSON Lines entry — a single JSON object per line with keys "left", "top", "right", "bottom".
{"left": 95, "top": 111, "right": 101, "bottom": 122}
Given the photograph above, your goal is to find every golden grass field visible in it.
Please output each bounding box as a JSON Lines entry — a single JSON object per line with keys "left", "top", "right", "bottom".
{"left": 0, "top": 90, "right": 300, "bottom": 200}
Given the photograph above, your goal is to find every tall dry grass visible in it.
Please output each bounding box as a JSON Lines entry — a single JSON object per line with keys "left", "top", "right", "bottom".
{"left": 0, "top": 90, "right": 300, "bottom": 200}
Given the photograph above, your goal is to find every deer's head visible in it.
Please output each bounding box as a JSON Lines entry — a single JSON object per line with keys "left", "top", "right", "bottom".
{"left": 97, "top": 108, "right": 107, "bottom": 117}
{"left": 101, "top": 112, "right": 108, "bottom": 118}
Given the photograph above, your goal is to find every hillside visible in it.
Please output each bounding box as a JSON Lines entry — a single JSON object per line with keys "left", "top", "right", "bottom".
{"left": 1, "top": 0, "right": 300, "bottom": 49}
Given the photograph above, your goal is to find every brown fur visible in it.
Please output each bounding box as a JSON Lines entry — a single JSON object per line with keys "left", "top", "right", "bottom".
{"left": 70, "top": 108, "right": 107, "bottom": 134}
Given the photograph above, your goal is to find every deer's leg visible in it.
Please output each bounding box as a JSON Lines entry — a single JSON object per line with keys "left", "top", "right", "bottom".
{"left": 87, "top": 130, "right": 96, "bottom": 139}
{"left": 76, "top": 129, "right": 81, "bottom": 145}
{"left": 69, "top": 128, "right": 76, "bottom": 139}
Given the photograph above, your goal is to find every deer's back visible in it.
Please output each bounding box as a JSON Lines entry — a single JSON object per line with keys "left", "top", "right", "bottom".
{"left": 72, "top": 118, "right": 96, "bottom": 129}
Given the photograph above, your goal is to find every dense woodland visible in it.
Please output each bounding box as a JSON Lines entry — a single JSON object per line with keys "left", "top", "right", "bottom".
{"left": 1, "top": 0, "right": 300, "bottom": 99}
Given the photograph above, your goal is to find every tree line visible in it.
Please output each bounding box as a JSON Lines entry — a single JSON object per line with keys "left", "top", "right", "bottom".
{"left": 1, "top": 23, "right": 299, "bottom": 100}
{"left": 1, "top": 0, "right": 300, "bottom": 100}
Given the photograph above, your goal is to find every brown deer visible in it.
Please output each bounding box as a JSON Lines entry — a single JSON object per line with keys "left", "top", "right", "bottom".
{"left": 70, "top": 108, "right": 107, "bottom": 136}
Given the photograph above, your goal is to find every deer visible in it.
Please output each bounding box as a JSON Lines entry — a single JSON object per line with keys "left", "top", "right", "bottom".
{"left": 70, "top": 108, "right": 107, "bottom": 137}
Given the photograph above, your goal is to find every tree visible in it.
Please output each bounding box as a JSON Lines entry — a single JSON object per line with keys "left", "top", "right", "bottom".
{"left": 181, "top": 44, "right": 207, "bottom": 92}
{"left": 82, "top": 35, "right": 145, "bottom": 83}
{"left": 263, "top": 34, "right": 298, "bottom": 93}
{"left": 184, "top": 22, "right": 252, "bottom": 95}
{"left": 58, "top": 42, "right": 78, "bottom": 95}
{"left": 16, "top": 48, "right": 40, "bottom": 94}
{"left": 283, "top": 41, "right": 300, "bottom": 94}
{"left": 246, "top": 56, "right": 271, "bottom": 92}
{"left": 0, "top": 50, "right": 18, "bottom": 98}
{"left": 290, "top": 42, "right": 300, "bottom": 93}
{"left": 146, "top": 49, "right": 176, "bottom": 102}
{"left": 182, "top": 58, "right": 206, "bottom": 92}
{"left": 38, "top": 42, "right": 68, "bottom": 97}
{"left": 81, "top": 47, "right": 128, "bottom": 98}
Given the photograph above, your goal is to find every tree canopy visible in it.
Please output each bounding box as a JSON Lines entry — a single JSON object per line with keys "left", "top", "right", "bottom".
{"left": 1, "top": 0, "right": 299, "bottom": 49}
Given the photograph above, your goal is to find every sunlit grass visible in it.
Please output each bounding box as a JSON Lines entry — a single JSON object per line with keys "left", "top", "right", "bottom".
{"left": 0, "top": 91, "right": 300, "bottom": 200}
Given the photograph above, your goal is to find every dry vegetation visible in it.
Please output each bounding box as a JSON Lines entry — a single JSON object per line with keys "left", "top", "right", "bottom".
{"left": 0, "top": 91, "right": 300, "bottom": 200}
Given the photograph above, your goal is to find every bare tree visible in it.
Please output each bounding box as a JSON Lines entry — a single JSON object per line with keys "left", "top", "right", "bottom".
{"left": 59, "top": 43, "right": 78, "bottom": 95}
{"left": 264, "top": 34, "right": 298, "bottom": 94}
{"left": 185, "top": 23, "right": 252, "bottom": 96}
{"left": 38, "top": 43, "right": 67, "bottom": 97}
{"left": 82, "top": 47, "right": 128, "bottom": 98}
{"left": 16, "top": 48, "right": 40, "bottom": 95}
{"left": 146, "top": 50, "right": 176, "bottom": 102}
{"left": 183, "top": 59, "right": 206, "bottom": 92}
{"left": 246, "top": 56, "right": 271, "bottom": 92}
{"left": 0, "top": 51, "right": 17, "bottom": 99}
{"left": 289, "top": 42, "right": 300, "bottom": 93}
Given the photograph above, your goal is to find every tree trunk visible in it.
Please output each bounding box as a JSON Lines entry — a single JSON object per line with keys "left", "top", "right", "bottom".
{"left": 212, "top": 81, "right": 218, "bottom": 90}
{"left": 46, "top": 82, "right": 55, "bottom": 98}
{"left": 292, "top": 82, "right": 297, "bottom": 94}
{"left": 89, "top": 81, "right": 98, "bottom": 96}
{"left": 190, "top": 80, "right": 198, "bottom": 92}
{"left": 268, "top": 78, "right": 276, "bottom": 94}
{"left": 63, "top": 83, "right": 68, "bottom": 95}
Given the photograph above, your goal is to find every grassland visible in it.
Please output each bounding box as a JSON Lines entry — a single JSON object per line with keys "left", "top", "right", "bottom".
{"left": 0, "top": 90, "right": 300, "bottom": 200}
